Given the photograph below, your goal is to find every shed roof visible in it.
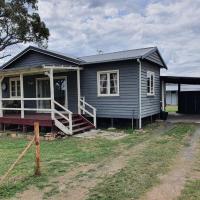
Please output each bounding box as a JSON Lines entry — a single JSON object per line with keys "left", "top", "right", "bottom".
{"left": 161, "top": 76, "right": 200, "bottom": 85}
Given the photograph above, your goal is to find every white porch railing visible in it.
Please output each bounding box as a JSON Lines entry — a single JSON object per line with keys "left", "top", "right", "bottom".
{"left": 0, "top": 97, "right": 73, "bottom": 135}
{"left": 53, "top": 100, "right": 73, "bottom": 135}
{"left": 0, "top": 97, "right": 52, "bottom": 116}
{"left": 79, "top": 97, "right": 96, "bottom": 128}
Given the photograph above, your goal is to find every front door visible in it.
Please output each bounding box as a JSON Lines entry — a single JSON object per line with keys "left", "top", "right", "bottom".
{"left": 36, "top": 77, "right": 68, "bottom": 111}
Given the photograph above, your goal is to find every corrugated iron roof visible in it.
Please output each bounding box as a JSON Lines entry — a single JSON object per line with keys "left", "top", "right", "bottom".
{"left": 1, "top": 46, "right": 167, "bottom": 70}
{"left": 79, "top": 47, "right": 156, "bottom": 63}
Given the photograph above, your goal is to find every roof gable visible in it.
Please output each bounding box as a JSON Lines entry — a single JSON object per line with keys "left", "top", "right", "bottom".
{"left": 1, "top": 46, "right": 82, "bottom": 70}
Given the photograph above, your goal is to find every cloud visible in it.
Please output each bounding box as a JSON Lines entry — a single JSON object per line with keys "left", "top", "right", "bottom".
{"left": 1, "top": 0, "right": 200, "bottom": 77}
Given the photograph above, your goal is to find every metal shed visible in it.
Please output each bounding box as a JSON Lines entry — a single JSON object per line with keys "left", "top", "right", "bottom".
{"left": 161, "top": 76, "right": 200, "bottom": 114}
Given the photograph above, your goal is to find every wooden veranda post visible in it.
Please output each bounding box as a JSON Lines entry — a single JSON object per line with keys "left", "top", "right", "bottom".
{"left": 34, "top": 122, "right": 41, "bottom": 176}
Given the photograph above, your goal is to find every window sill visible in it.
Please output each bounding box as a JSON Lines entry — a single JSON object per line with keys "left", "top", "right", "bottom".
{"left": 147, "top": 93, "right": 155, "bottom": 97}
{"left": 98, "top": 94, "right": 119, "bottom": 97}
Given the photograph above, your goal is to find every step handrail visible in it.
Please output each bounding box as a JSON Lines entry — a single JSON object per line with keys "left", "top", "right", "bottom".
{"left": 53, "top": 100, "right": 73, "bottom": 134}
{"left": 80, "top": 98, "right": 96, "bottom": 128}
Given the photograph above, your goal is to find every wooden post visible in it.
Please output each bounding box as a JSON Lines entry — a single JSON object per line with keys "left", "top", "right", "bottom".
{"left": 0, "top": 76, "right": 4, "bottom": 117}
{"left": 20, "top": 73, "right": 24, "bottom": 118}
{"left": 161, "top": 80, "right": 165, "bottom": 111}
{"left": 34, "top": 122, "right": 41, "bottom": 176}
{"left": 49, "top": 68, "right": 55, "bottom": 119}
{"left": 77, "top": 68, "right": 81, "bottom": 114}
{"left": 178, "top": 82, "right": 181, "bottom": 113}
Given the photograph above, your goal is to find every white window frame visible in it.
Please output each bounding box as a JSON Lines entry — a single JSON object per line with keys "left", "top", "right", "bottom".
{"left": 9, "top": 77, "right": 21, "bottom": 98}
{"left": 147, "top": 71, "right": 155, "bottom": 96}
{"left": 97, "top": 70, "right": 119, "bottom": 97}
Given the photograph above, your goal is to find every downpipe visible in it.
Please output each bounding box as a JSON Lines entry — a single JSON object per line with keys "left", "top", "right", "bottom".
{"left": 137, "top": 58, "right": 142, "bottom": 129}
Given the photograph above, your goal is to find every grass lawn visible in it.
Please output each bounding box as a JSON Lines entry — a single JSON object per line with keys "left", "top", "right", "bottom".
{"left": 165, "top": 105, "right": 178, "bottom": 112}
{"left": 0, "top": 125, "right": 155, "bottom": 199}
{"left": 0, "top": 123, "right": 197, "bottom": 199}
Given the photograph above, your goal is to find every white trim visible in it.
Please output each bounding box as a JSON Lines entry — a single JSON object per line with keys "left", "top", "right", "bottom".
{"left": 43, "top": 65, "right": 82, "bottom": 70}
{"left": 1, "top": 97, "right": 51, "bottom": 101}
{"left": 147, "top": 71, "right": 155, "bottom": 96}
{"left": 137, "top": 59, "right": 142, "bottom": 129}
{"left": 77, "top": 69, "right": 81, "bottom": 114}
{"left": 97, "top": 70, "right": 119, "bottom": 97}
{"left": 9, "top": 77, "right": 21, "bottom": 98}
{"left": 20, "top": 74, "right": 24, "bottom": 118}
{"left": 49, "top": 68, "right": 55, "bottom": 119}
{"left": 80, "top": 98, "right": 97, "bottom": 128}
{"left": 161, "top": 81, "right": 165, "bottom": 111}
{"left": 53, "top": 100, "right": 73, "bottom": 134}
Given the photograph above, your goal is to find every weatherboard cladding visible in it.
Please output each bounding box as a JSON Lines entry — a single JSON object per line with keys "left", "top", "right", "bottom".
{"left": 141, "top": 61, "right": 160, "bottom": 118}
{"left": 145, "top": 51, "right": 164, "bottom": 67}
{"left": 81, "top": 60, "right": 139, "bottom": 119}
{"left": 4, "top": 50, "right": 75, "bottom": 69}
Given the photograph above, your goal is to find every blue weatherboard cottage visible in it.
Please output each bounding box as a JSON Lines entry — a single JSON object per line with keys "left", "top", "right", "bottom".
{"left": 0, "top": 46, "right": 167, "bottom": 134}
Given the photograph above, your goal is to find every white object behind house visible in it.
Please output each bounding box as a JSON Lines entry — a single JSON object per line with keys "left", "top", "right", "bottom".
{"left": 166, "top": 84, "right": 200, "bottom": 105}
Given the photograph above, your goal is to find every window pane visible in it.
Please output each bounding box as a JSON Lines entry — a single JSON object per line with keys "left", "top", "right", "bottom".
{"left": 110, "top": 73, "right": 118, "bottom": 94}
{"left": 100, "top": 73, "right": 108, "bottom": 94}
{"left": 147, "top": 77, "right": 150, "bottom": 93}
{"left": 100, "top": 87, "right": 107, "bottom": 94}
{"left": 110, "top": 75, "right": 116, "bottom": 93}
{"left": 110, "top": 73, "right": 117, "bottom": 81}
{"left": 11, "top": 81, "right": 16, "bottom": 96}
{"left": 17, "top": 81, "right": 20, "bottom": 96}
{"left": 151, "top": 75, "right": 154, "bottom": 94}
{"left": 110, "top": 87, "right": 117, "bottom": 94}
{"left": 100, "top": 74, "right": 107, "bottom": 81}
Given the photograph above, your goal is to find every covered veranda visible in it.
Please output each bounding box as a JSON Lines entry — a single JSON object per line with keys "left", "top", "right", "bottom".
{"left": 0, "top": 65, "right": 82, "bottom": 133}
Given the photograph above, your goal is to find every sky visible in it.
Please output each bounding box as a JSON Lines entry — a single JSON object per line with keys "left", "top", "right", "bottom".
{"left": 1, "top": 0, "right": 200, "bottom": 76}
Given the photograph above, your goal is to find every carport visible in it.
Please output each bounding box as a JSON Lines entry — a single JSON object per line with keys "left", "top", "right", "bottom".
{"left": 161, "top": 76, "right": 200, "bottom": 114}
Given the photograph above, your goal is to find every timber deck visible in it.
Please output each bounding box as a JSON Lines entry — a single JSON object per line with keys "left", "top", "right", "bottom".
{"left": 0, "top": 113, "right": 53, "bottom": 127}
{"left": 0, "top": 113, "right": 95, "bottom": 134}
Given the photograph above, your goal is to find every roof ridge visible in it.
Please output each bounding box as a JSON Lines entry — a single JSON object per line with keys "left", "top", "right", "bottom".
{"left": 79, "top": 46, "right": 156, "bottom": 58}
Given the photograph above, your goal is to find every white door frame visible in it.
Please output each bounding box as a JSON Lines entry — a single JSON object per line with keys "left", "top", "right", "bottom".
{"left": 36, "top": 76, "right": 68, "bottom": 111}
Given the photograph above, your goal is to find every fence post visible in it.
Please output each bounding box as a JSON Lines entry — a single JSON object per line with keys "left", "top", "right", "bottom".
{"left": 34, "top": 122, "right": 41, "bottom": 176}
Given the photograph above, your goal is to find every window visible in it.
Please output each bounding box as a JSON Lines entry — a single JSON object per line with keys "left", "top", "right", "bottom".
{"left": 10, "top": 78, "right": 21, "bottom": 97}
{"left": 147, "top": 71, "right": 155, "bottom": 95}
{"left": 97, "top": 70, "right": 119, "bottom": 96}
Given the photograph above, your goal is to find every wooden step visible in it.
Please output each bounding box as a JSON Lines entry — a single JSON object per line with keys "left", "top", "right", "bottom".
{"left": 73, "top": 125, "right": 94, "bottom": 134}
{"left": 72, "top": 122, "right": 88, "bottom": 128}
{"left": 61, "top": 118, "right": 83, "bottom": 125}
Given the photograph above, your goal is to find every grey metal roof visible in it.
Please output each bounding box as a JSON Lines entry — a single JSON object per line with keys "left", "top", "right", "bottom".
{"left": 79, "top": 47, "right": 166, "bottom": 67}
{"left": 1, "top": 46, "right": 167, "bottom": 70}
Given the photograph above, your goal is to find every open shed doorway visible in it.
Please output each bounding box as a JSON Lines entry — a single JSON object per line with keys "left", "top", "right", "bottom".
{"left": 161, "top": 76, "right": 200, "bottom": 115}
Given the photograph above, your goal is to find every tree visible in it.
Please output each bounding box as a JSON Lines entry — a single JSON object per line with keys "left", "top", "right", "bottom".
{"left": 0, "top": 0, "right": 49, "bottom": 59}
